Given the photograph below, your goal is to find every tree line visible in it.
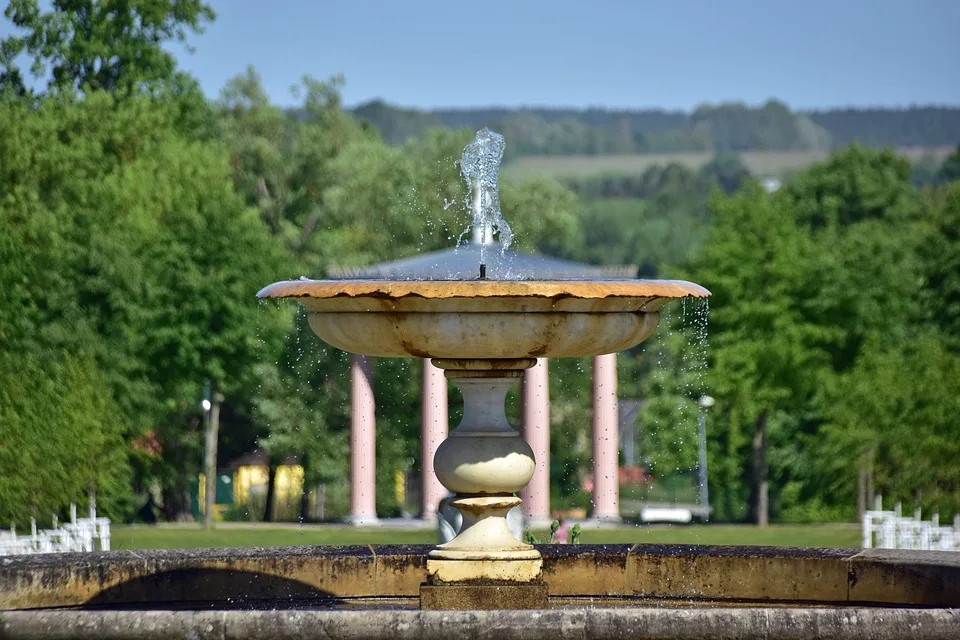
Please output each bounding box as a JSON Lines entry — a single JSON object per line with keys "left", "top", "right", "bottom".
{"left": 1, "top": 1, "right": 958, "bottom": 527}
{"left": 353, "top": 100, "right": 960, "bottom": 158}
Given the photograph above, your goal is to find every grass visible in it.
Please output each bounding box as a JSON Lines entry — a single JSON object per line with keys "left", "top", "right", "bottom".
{"left": 112, "top": 523, "right": 861, "bottom": 551}
{"left": 502, "top": 147, "right": 954, "bottom": 180}
{"left": 112, "top": 525, "right": 435, "bottom": 550}
{"left": 578, "top": 524, "right": 860, "bottom": 548}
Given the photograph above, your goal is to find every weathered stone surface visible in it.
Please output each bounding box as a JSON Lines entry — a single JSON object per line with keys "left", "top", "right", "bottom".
{"left": 1, "top": 607, "right": 959, "bottom": 639}
{"left": 626, "top": 544, "right": 852, "bottom": 602}
{"left": 540, "top": 544, "right": 631, "bottom": 596}
{"left": 848, "top": 548, "right": 960, "bottom": 606}
{"left": 420, "top": 583, "right": 548, "bottom": 610}
{"left": 369, "top": 546, "right": 428, "bottom": 597}
{"left": 4, "top": 544, "right": 960, "bottom": 611}
{"left": 0, "top": 545, "right": 381, "bottom": 609}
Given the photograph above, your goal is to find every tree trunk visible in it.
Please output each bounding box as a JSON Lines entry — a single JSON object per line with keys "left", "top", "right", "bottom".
{"left": 263, "top": 463, "right": 278, "bottom": 522}
{"left": 161, "top": 482, "right": 191, "bottom": 522}
{"left": 299, "top": 452, "right": 311, "bottom": 523}
{"left": 203, "top": 382, "right": 223, "bottom": 529}
{"left": 857, "top": 454, "right": 868, "bottom": 522}
{"left": 751, "top": 411, "right": 769, "bottom": 528}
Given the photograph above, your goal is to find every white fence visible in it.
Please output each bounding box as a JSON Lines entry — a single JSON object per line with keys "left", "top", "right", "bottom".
{"left": 0, "top": 503, "right": 110, "bottom": 556}
{"left": 862, "top": 499, "right": 960, "bottom": 551}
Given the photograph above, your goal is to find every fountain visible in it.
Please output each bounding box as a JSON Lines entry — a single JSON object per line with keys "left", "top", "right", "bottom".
{"left": 255, "top": 128, "right": 707, "bottom": 606}
{"left": 1, "top": 130, "right": 959, "bottom": 637}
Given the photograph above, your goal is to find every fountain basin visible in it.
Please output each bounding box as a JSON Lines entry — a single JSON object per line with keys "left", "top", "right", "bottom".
{"left": 2, "top": 544, "right": 958, "bottom": 638}
{"left": 256, "top": 279, "right": 709, "bottom": 359}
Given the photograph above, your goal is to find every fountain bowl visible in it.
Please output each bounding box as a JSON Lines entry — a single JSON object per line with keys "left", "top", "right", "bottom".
{"left": 256, "top": 279, "right": 710, "bottom": 359}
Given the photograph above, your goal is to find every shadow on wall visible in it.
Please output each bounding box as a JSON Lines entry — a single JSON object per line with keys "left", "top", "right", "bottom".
{"left": 83, "top": 569, "right": 344, "bottom": 610}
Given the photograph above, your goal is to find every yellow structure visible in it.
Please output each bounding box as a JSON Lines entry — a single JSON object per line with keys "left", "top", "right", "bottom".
{"left": 199, "top": 464, "right": 305, "bottom": 521}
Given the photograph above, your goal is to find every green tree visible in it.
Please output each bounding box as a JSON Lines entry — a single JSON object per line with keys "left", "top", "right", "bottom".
{"left": 820, "top": 336, "right": 960, "bottom": 517}
{"left": 922, "top": 182, "right": 960, "bottom": 348}
{"left": 1, "top": 0, "right": 214, "bottom": 94}
{"left": 936, "top": 144, "right": 960, "bottom": 185}
{"left": 501, "top": 176, "right": 584, "bottom": 259}
{"left": 683, "top": 146, "right": 929, "bottom": 524}
{"left": 684, "top": 186, "right": 831, "bottom": 524}
{"left": 0, "top": 90, "right": 288, "bottom": 520}
{"left": 0, "top": 354, "right": 134, "bottom": 526}
{"left": 700, "top": 152, "right": 752, "bottom": 194}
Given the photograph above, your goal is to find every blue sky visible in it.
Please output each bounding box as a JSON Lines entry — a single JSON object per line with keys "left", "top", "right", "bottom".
{"left": 9, "top": 0, "right": 960, "bottom": 110}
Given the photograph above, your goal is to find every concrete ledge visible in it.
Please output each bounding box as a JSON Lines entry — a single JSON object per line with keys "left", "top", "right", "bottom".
{"left": 2, "top": 544, "right": 959, "bottom": 610}
{"left": 0, "top": 608, "right": 958, "bottom": 640}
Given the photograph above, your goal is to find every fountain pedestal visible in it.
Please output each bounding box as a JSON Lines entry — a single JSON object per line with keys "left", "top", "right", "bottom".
{"left": 425, "top": 359, "right": 544, "bottom": 592}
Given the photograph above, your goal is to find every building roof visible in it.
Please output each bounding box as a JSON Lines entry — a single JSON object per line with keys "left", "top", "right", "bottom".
{"left": 326, "top": 242, "right": 636, "bottom": 281}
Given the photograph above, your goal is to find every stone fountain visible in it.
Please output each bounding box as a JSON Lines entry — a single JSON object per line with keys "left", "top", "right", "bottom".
{"left": 257, "top": 129, "right": 707, "bottom": 604}
{"left": 256, "top": 276, "right": 705, "bottom": 607}
{"left": 1, "top": 130, "right": 959, "bottom": 638}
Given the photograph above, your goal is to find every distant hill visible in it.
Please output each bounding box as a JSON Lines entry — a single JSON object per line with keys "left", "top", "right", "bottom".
{"left": 349, "top": 100, "right": 960, "bottom": 159}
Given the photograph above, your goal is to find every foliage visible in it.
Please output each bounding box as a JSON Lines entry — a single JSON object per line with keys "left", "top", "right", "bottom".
{"left": 683, "top": 146, "right": 938, "bottom": 523}
{"left": 0, "top": 354, "right": 134, "bottom": 526}
{"left": 1, "top": 0, "right": 214, "bottom": 95}
{"left": 353, "top": 101, "right": 960, "bottom": 158}
{"left": 0, "top": 90, "right": 287, "bottom": 520}
{"left": 936, "top": 145, "right": 960, "bottom": 185}
{"left": 819, "top": 335, "right": 960, "bottom": 516}
{"left": 2, "top": 0, "right": 959, "bottom": 530}
{"left": 699, "top": 153, "right": 752, "bottom": 194}
{"left": 689, "top": 100, "right": 831, "bottom": 152}
{"left": 922, "top": 181, "right": 960, "bottom": 348}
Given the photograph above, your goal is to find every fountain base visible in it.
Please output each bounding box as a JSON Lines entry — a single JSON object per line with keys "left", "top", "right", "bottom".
{"left": 3, "top": 545, "right": 960, "bottom": 637}
{"left": 420, "top": 582, "right": 548, "bottom": 611}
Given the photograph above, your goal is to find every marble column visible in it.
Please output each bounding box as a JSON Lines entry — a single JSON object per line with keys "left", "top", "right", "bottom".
{"left": 349, "top": 354, "right": 378, "bottom": 525}
{"left": 520, "top": 358, "right": 551, "bottom": 528}
{"left": 421, "top": 358, "right": 449, "bottom": 522}
{"left": 591, "top": 353, "right": 620, "bottom": 521}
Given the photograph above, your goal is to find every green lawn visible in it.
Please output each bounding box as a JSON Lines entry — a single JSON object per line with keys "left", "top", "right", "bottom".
{"left": 502, "top": 147, "right": 953, "bottom": 180}
{"left": 112, "top": 525, "right": 435, "bottom": 550}
{"left": 112, "top": 523, "right": 861, "bottom": 551}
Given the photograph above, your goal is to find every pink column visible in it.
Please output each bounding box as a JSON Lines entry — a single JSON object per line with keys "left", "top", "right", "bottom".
{"left": 421, "top": 358, "right": 449, "bottom": 521}
{"left": 350, "top": 354, "right": 377, "bottom": 524}
{"left": 520, "top": 358, "right": 551, "bottom": 527}
{"left": 591, "top": 353, "right": 620, "bottom": 521}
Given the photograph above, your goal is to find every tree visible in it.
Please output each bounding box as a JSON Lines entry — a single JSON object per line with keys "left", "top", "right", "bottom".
{"left": 254, "top": 361, "right": 348, "bottom": 521}
{"left": 680, "top": 145, "right": 931, "bottom": 524}
{"left": 501, "top": 176, "right": 584, "bottom": 259}
{"left": 0, "top": 354, "right": 134, "bottom": 527}
{"left": 922, "top": 182, "right": 960, "bottom": 349}
{"left": 217, "top": 69, "right": 373, "bottom": 273}
{"left": 936, "top": 144, "right": 960, "bottom": 186}
{"left": 0, "top": 90, "right": 288, "bottom": 520}
{"left": 1, "top": 0, "right": 214, "bottom": 95}
{"left": 684, "top": 186, "right": 830, "bottom": 524}
{"left": 820, "top": 336, "right": 960, "bottom": 516}
{"left": 700, "top": 153, "right": 751, "bottom": 195}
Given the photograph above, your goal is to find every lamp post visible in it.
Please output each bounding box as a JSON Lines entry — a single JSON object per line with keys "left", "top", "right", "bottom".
{"left": 697, "top": 395, "right": 715, "bottom": 522}
{"left": 201, "top": 380, "right": 223, "bottom": 530}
